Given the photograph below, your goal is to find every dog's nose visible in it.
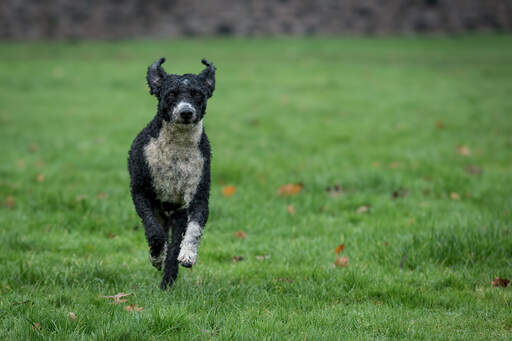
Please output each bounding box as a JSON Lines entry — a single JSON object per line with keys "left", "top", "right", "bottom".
{"left": 180, "top": 110, "right": 193, "bottom": 121}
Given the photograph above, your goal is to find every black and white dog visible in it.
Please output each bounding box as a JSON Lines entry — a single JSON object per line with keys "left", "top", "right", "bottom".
{"left": 128, "top": 58, "right": 215, "bottom": 289}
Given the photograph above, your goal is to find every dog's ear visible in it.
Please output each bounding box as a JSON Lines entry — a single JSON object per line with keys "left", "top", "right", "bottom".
{"left": 147, "top": 57, "right": 167, "bottom": 97}
{"left": 199, "top": 58, "right": 216, "bottom": 98}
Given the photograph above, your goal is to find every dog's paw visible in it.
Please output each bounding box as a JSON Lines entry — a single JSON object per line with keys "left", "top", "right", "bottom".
{"left": 177, "top": 248, "right": 197, "bottom": 268}
{"left": 149, "top": 241, "right": 168, "bottom": 270}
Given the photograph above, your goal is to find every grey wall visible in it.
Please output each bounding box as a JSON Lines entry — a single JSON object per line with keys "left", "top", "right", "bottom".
{"left": 1, "top": 0, "right": 511, "bottom": 40}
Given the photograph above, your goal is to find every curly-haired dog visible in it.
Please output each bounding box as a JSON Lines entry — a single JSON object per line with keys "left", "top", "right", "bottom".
{"left": 128, "top": 57, "right": 215, "bottom": 289}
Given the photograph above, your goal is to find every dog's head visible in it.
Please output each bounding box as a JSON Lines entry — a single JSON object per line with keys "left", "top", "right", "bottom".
{"left": 146, "top": 58, "right": 215, "bottom": 125}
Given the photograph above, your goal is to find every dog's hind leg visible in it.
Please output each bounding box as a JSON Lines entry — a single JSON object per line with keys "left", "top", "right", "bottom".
{"left": 161, "top": 208, "right": 188, "bottom": 290}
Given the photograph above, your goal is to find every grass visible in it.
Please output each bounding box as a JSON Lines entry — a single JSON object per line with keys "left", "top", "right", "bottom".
{"left": 1, "top": 35, "right": 512, "bottom": 339}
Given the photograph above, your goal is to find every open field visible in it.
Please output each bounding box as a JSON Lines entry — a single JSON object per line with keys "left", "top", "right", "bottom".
{"left": 1, "top": 36, "right": 511, "bottom": 339}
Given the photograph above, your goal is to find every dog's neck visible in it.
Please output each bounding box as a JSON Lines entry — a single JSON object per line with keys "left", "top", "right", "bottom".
{"left": 159, "top": 120, "right": 203, "bottom": 147}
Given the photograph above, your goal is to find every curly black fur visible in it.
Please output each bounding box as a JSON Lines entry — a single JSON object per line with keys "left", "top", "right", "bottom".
{"left": 128, "top": 58, "right": 215, "bottom": 289}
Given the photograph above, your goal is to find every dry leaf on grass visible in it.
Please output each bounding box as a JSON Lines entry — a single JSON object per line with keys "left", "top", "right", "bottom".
{"left": 326, "top": 184, "right": 344, "bottom": 197}
{"left": 35, "top": 160, "right": 45, "bottom": 168}
{"left": 124, "top": 304, "right": 143, "bottom": 312}
{"left": 389, "top": 162, "right": 401, "bottom": 169}
{"left": 103, "top": 292, "right": 132, "bottom": 304}
{"left": 333, "top": 256, "right": 349, "bottom": 268}
{"left": 36, "top": 174, "right": 45, "bottom": 183}
{"left": 32, "top": 322, "right": 41, "bottom": 331}
{"left": 491, "top": 277, "right": 510, "bottom": 288}
{"left": 391, "top": 188, "right": 409, "bottom": 199}
{"left": 287, "top": 205, "right": 295, "bottom": 215}
{"left": 75, "top": 194, "right": 87, "bottom": 201}
{"left": 357, "top": 205, "right": 369, "bottom": 214}
{"left": 372, "top": 161, "right": 381, "bottom": 168}
{"left": 256, "top": 255, "right": 270, "bottom": 261}
{"left": 107, "top": 232, "right": 116, "bottom": 239}
{"left": 277, "top": 183, "right": 303, "bottom": 196}
{"left": 222, "top": 185, "right": 236, "bottom": 197}
{"left": 435, "top": 120, "right": 445, "bottom": 129}
{"left": 456, "top": 145, "right": 471, "bottom": 156}
{"left": 450, "top": 192, "right": 461, "bottom": 200}
{"left": 334, "top": 244, "right": 345, "bottom": 254}
{"left": 28, "top": 143, "right": 39, "bottom": 153}
{"left": 233, "top": 230, "right": 247, "bottom": 239}
{"left": 465, "top": 165, "right": 482, "bottom": 175}
{"left": 232, "top": 256, "right": 244, "bottom": 263}
{"left": 69, "top": 312, "right": 77, "bottom": 320}
{"left": 97, "top": 192, "right": 107, "bottom": 199}
{"left": 5, "top": 196, "right": 15, "bottom": 208}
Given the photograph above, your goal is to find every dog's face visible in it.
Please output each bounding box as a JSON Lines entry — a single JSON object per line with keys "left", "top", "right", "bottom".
{"left": 147, "top": 58, "right": 215, "bottom": 125}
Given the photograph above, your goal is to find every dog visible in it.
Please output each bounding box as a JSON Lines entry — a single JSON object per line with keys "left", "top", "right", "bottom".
{"left": 128, "top": 57, "right": 215, "bottom": 289}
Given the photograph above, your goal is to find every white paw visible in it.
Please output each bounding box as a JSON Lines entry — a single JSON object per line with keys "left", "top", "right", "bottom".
{"left": 149, "top": 241, "right": 168, "bottom": 270}
{"left": 177, "top": 247, "right": 197, "bottom": 268}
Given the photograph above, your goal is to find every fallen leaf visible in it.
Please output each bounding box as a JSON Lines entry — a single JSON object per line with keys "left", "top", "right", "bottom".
{"left": 372, "top": 161, "right": 381, "bottom": 168}
{"left": 97, "top": 192, "right": 107, "bottom": 199}
{"left": 35, "top": 160, "right": 44, "bottom": 168}
{"left": 465, "top": 165, "right": 482, "bottom": 175}
{"left": 107, "top": 232, "right": 116, "bottom": 239}
{"left": 287, "top": 205, "right": 295, "bottom": 215}
{"left": 384, "top": 241, "right": 389, "bottom": 247}
{"left": 32, "top": 322, "right": 41, "bottom": 331}
{"left": 256, "top": 255, "right": 270, "bottom": 261}
{"left": 391, "top": 188, "right": 408, "bottom": 199}
{"left": 232, "top": 256, "right": 244, "bottom": 263}
{"left": 450, "top": 192, "right": 461, "bottom": 200}
{"left": 16, "top": 160, "right": 26, "bottom": 169}
{"left": 435, "top": 120, "right": 445, "bottom": 129}
{"left": 333, "top": 256, "right": 349, "bottom": 268}
{"left": 75, "top": 194, "right": 87, "bottom": 201}
{"left": 36, "top": 174, "right": 45, "bottom": 183}
{"left": 456, "top": 145, "right": 471, "bottom": 156}
{"left": 334, "top": 244, "right": 345, "bottom": 255}
{"left": 124, "top": 304, "right": 143, "bottom": 312}
{"left": 491, "top": 277, "right": 510, "bottom": 288}
{"left": 357, "top": 205, "right": 369, "bottom": 214}
{"left": 326, "top": 184, "right": 344, "bottom": 197}
{"left": 277, "top": 183, "right": 303, "bottom": 196}
{"left": 5, "top": 196, "right": 15, "bottom": 208}
{"left": 28, "top": 143, "right": 39, "bottom": 153}
{"left": 408, "top": 218, "right": 416, "bottom": 226}
{"left": 69, "top": 312, "right": 77, "bottom": 320}
{"left": 233, "top": 230, "right": 247, "bottom": 239}
{"left": 222, "top": 185, "right": 236, "bottom": 197}
{"left": 389, "top": 162, "right": 401, "bottom": 169}
{"left": 103, "top": 292, "right": 132, "bottom": 304}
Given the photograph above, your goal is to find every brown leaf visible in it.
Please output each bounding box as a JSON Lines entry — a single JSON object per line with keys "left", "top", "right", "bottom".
{"left": 232, "top": 256, "right": 244, "bottom": 263}
{"left": 450, "top": 192, "right": 461, "bottom": 200}
{"left": 75, "top": 194, "right": 87, "bottom": 201}
{"left": 389, "top": 162, "right": 401, "bottom": 169}
{"left": 107, "top": 232, "right": 116, "bottom": 239}
{"left": 35, "top": 160, "right": 45, "bottom": 168}
{"left": 5, "top": 196, "right": 15, "bottom": 208}
{"left": 256, "top": 255, "right": 270, "bottom": 261}
{"left": 97, "top": 192, "right": 107, "bottom": 199}
{"left": 69, "top": 312, "right": 77, "bottom": 320}
{"left": 326, "top": 184, "right": 344, "bottom": 197}
{"left": 36, "top": 174, "right": 45, "bottom": 183}
{"left": 103, "top": 292, "right": 132, "bottom": 304}
{"left": 391, "top": 188, "right": 408, "bottom": 199}
{"left": 16, "top": 160, "right": 26, "bottom": 169}
{"left": 357, "top": 205, "right": 369, "bottom": 214}
{"left": 233, "top": 230, "right": 247, "bottom": 239}
{"left": 222, "top": 185, "right": 236, "bottom": 197}
{"left": 491, "top": 277, "right": 510, "bottom": 288}
{"left": 28, "top": 143, "right": 39, "bottom": 153}
{"left": 435, "top": 120, "right": 445, "bottom": 129}
{"left": 124, "top": 304, "right": 143, "bottom": 312}
{"left": 277, "top": 183, "right": 303, "bottom": 196}
{"left": 384, "top": 241, "right": 389, "bottom": 247}
{"left": 333, "top": 256, "right": 349, "bottom": 268}
{"left": 32, "top": 322, "right": 41, "bottom": 331}
{"left": 465, "top": 165, "right": 482, "bottom": 175}
{"left": 287, "top": 205, "right": 295, "bottom": 215}
{"left": 334, "top": 244, "right": 345, "bottom": 255}
{"left": 371, "top": 161, "right": 381, "bottom": 168}
{"left": 456, "top": 145, "right": 471, "bottom": 156}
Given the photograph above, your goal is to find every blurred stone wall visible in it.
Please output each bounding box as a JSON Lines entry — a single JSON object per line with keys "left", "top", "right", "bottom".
{"left": 1, "top": 0, "right": 511, "bottom": 40}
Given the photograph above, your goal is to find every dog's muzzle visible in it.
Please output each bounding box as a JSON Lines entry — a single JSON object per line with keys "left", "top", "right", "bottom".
{"left": 173, "top": 102, "right": 197, "bottom": 124}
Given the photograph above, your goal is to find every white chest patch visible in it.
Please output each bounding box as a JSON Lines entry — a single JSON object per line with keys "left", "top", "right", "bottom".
{"left": 144, "top": 121, "right": 204, "bottom": 207}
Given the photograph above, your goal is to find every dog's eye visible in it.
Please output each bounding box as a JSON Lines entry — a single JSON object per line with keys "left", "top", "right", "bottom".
{"left": 191, "top": 90, "right": 202, "bottom": 99}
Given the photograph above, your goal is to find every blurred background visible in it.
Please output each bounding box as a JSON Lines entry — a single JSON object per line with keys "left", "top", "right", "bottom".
{"left": 1, "top": 0, "right": 511, "bottom": 40}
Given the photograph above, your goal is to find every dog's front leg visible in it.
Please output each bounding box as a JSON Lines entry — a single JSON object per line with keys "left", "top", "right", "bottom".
{"left": 177, "top": 197, "right": 209, "bottom": 268}
{"left": 161, "top": 209, "right": 187, "bottom": 289}
{"left": 132, "top": 192, "right": 168, "bottom": 270}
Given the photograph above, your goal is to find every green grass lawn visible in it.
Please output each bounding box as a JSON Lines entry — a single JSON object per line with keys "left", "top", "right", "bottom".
{"left": 1, "top": 35, "right": 512, "bottom": 339}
